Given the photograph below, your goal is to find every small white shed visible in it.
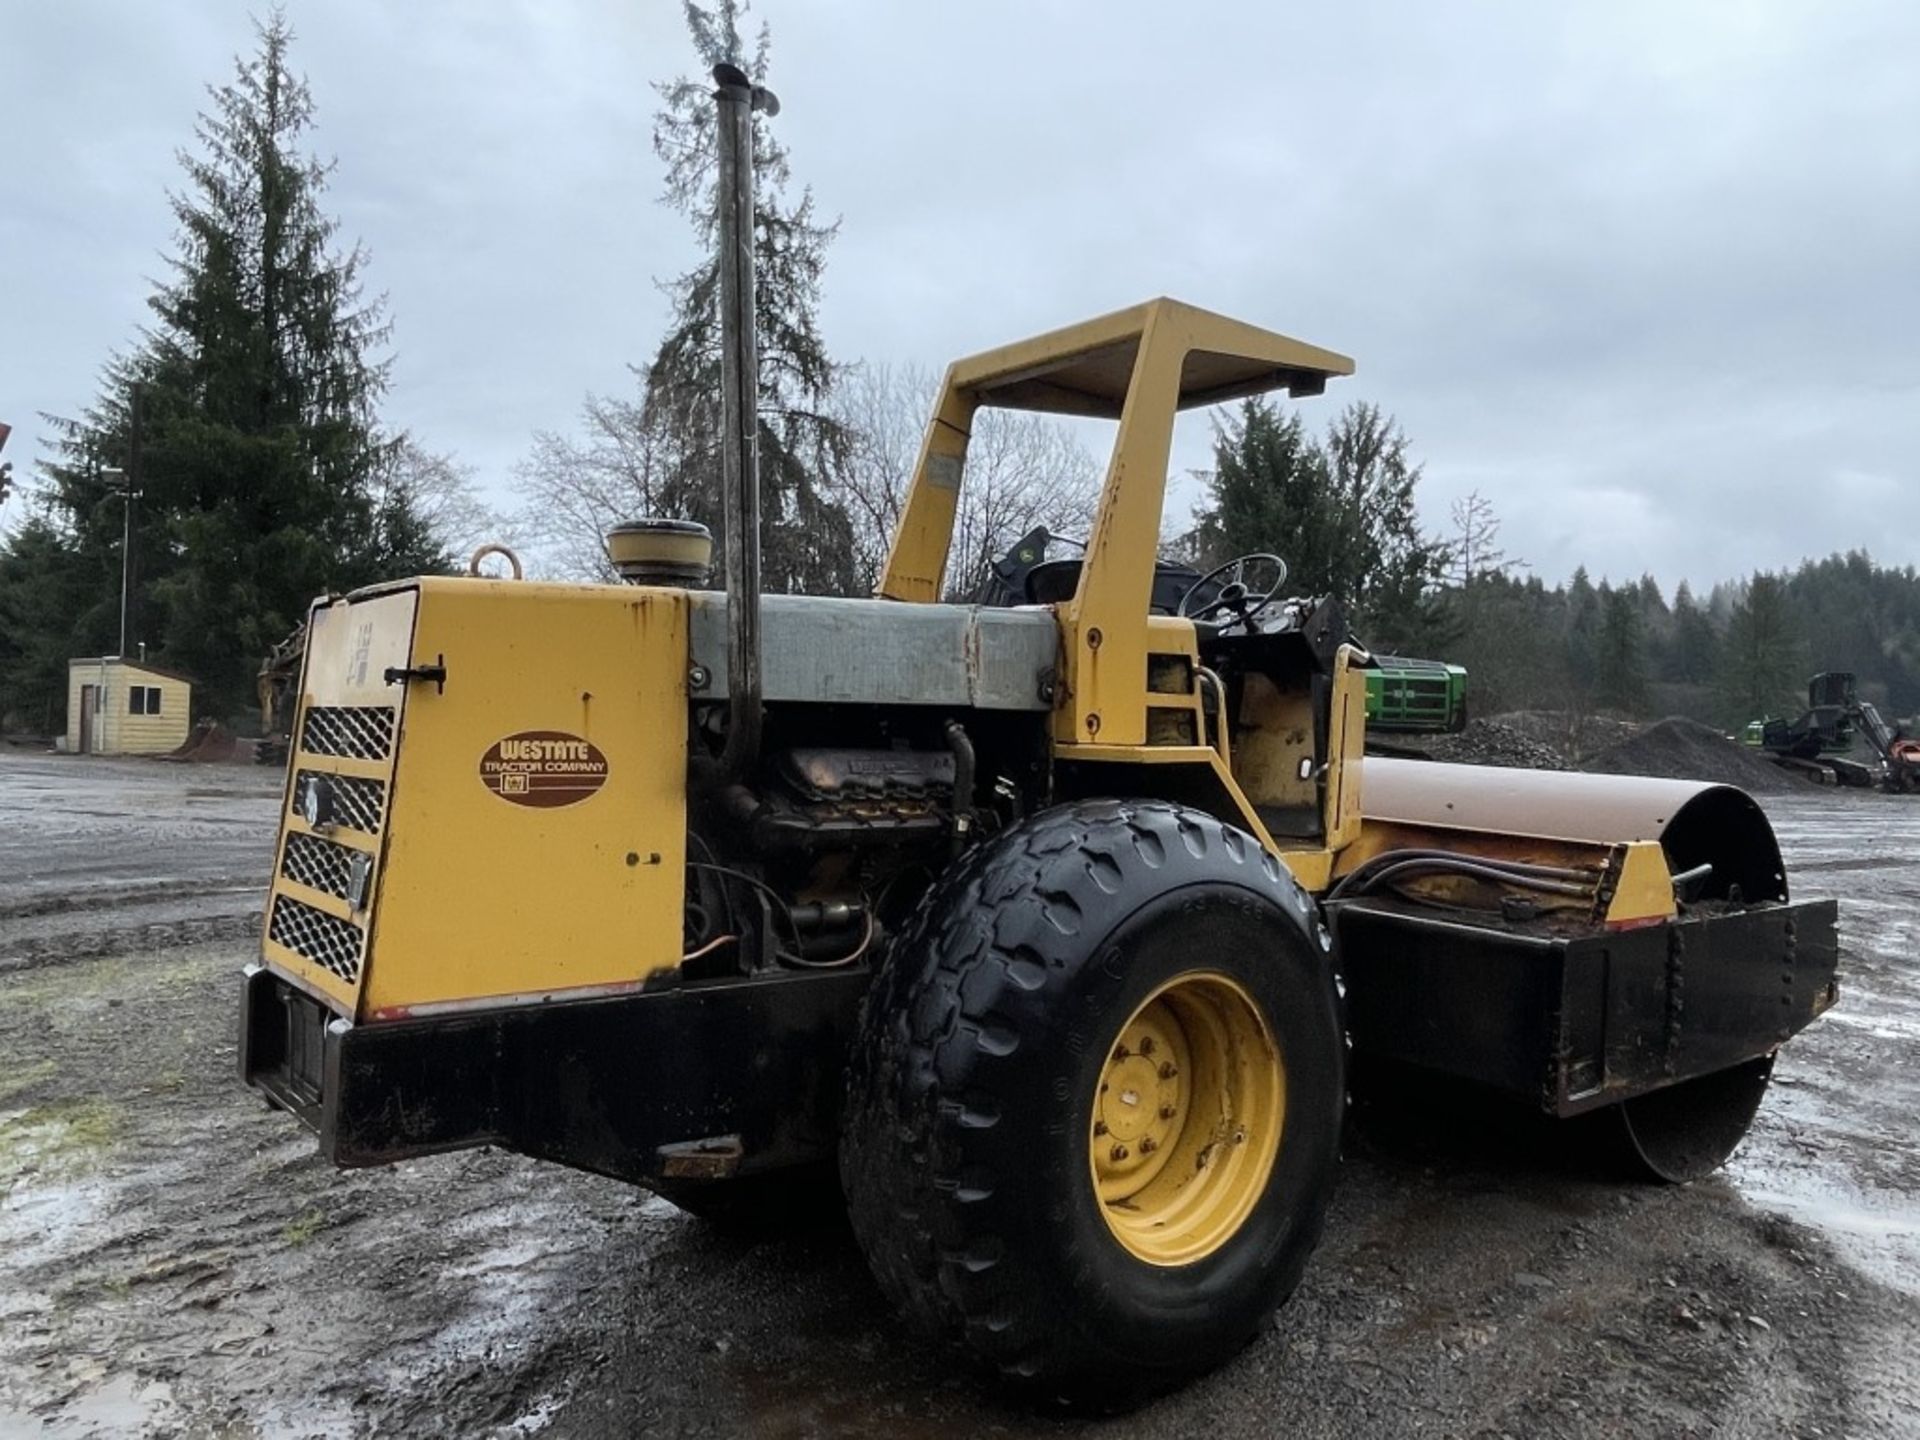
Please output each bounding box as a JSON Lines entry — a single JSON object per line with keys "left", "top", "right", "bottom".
{"left": 63, "top": 657, "right": 194, "bottom": 755}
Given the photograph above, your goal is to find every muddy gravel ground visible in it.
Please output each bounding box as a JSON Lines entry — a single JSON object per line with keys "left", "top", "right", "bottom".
{"left": 1, "top": 749, "right": 1916, "bottom": 1438}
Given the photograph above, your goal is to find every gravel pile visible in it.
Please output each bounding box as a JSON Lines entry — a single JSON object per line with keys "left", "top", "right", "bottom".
{"left": 1579, "top": 716, "right": 1800, "bottom": 793}
{"left": 1496, "top": 710, "right": 1641, "bottom": 763}
{"left": 1419, "top": 719, "right": 1569, "bottom": 770}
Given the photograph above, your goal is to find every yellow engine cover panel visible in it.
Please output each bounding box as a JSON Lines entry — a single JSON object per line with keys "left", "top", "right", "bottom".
{"left": 262, "top": 588, "right": 420, "bottom": 1012}
{"left": 362, "top": 578, "right": 689, "bottom": 1018}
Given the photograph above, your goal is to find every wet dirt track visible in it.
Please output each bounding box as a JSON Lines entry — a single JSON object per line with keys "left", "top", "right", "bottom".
{"left": 0, "top": 750, "right": 1916, "bottom": 1438}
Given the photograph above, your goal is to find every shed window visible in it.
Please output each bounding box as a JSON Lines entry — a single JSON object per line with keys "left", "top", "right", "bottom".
{"left": 130, "top": 685, "right": 162, "bottom": 716}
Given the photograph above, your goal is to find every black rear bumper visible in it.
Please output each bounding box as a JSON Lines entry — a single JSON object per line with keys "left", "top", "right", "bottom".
{"left": 243, "top": 896, "right": 1839, "bottom": 1187}
{"left": 239, "top": 963, "right": 868, "bottom": 1183}
{"left": 1331, "top": 898, "right": 1840, "bottom": 1115}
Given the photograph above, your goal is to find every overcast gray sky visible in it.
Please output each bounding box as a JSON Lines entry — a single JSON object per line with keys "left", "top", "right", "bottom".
{"left": 4, "top": 0, "right": 1916, "bottom": 591}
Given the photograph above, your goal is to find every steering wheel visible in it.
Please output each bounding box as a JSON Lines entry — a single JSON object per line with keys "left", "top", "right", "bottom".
{"left": 1178, "top": 553, "right": 1289, "bottom": 632}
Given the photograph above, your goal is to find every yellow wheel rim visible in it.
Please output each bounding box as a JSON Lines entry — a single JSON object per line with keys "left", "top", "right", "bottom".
{"left": 1089, "top": 971, "right": 1285, "bottom": 1266}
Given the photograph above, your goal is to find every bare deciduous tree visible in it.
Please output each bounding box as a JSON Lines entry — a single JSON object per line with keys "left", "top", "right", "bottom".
{"left": 510, "top": 389, "right": 671, "bottom": 580}
{"left": 375, "top": 438, "right": 509, "bottom": 565}
{"left": 511, "top": 362, "right": 1103, "bottom": 594}
{"left": 833, "top": 362, "right": 1103, "bottom": 598}
{"left": 1449, "top": 488, "right": 1523, "bottom": 586}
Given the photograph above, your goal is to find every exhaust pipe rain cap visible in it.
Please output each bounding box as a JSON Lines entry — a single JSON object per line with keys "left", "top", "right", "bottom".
{"left": 607, "top": 518, "right": 714, "bottom": 588}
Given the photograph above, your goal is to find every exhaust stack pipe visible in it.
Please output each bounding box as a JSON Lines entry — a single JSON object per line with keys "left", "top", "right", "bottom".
{"left": 712, "top": 63, "right": 777, "bottom": 781}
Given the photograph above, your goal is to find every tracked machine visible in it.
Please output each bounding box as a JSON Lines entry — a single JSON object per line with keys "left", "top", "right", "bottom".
{"left": 241, "top": 66, "right": 1840, "bottom": 1405}
{"left": 1751, "top": 670, "right": 1920, "bottom": 792}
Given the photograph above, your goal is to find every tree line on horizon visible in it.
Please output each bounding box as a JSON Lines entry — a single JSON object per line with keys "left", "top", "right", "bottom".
{"left": 1430, "top": 548, "right": 1920, "bottom": 730}
{"left": 2, "top": 3, "right": 1910, "bottom": 741}
{"left": 1181, "top": 402, "right": 1920, "bottom": 731}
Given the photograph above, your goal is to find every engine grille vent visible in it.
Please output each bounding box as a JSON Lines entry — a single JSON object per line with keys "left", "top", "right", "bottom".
{"left": 293, "top": 770, "right": 387, "bottom": 836}
{"left": 300, "top": 705, "right": 397, "bottom": 761}
{"left": 281, "top": 830, "right": 359, "bottom": 901}
{"left": 268, "top": 894, "right": 365, "bottom": 984}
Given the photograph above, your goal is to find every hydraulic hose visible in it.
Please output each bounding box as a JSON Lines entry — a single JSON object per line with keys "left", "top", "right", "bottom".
{"left": 945, "top": 720, "right": 976, "bottom": 859}
{"left": 1334, "top": 856, "right": 1596, "bottom": 901}
{"left": 1327, "top": 847, "right": 1596, "bottom": 902}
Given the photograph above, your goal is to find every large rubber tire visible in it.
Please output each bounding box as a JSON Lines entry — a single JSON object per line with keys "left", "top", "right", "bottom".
{"left": 840, "top": 799, "right": 1344, "bottom": 1409}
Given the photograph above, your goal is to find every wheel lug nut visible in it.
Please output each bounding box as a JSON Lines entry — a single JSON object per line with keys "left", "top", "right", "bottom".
{"left": 1139, "top": 1037, "right": 1155, "bottom": 1055}
{"left": 1158, "top": 1104, "right": 1177, "bottom": 1119}
{"left": 1111, "top": 1144, "right": 1129, "bottom": 1162}
{"left": 1093, "top": 1120, "right": 1108, "bottom": 1136}
{"left": 1139, "top": 1137, "right": 1157, "bottom": 1154}
{"left": 1114, "top": 1044, "right": 1130, "bottom": 1060}
{"left": 1159, "top": 1063, "right": 1178, "bottom": 1079}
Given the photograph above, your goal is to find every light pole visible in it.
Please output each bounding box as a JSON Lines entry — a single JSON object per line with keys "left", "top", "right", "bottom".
{"left": 97, "top": 465, "right": 140, "bottom": 658}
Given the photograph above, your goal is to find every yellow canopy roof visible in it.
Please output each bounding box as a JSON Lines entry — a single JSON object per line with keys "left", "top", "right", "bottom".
{"left": 947, "top": 297, "right": 1355, "bottom": 419}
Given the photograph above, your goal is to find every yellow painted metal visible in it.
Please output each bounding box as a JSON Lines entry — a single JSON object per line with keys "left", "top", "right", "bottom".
{"left": 877, "top": 296, "right": 1360, "bottom": 853}
{"left": 1194, "top": 665, "right": 1232, "bottom": 770}
{"left": 1056, "top": 306, "right": 1187, "bottom": 747}
{"left": 877, "top": 297, "right": 1352, "bottom": 626}
{"left": 1063, "top": 744, "right": 1281, "bottom": 856}
{"left": 1143, "top": 614, "right": 1206, "bottom": 747}
{"left": 1064, "top": 639, "right": 1371, "bottom": 894}
{"left": 261, "top": 588, "right": 419, "bottom": 1011}
{"left": 261, "top": 578, "right": 691, "bottom": 1019}
{"left": 1047, "top": 306, "right": 1346, "bottom": 750}
{"left": 1145, "top": 614, "right": 1203, "bottom": 671}
{"left": 877, "top": 380, "right": 979, "bottom": 602}
{"left": 1324, "top": 648, "right": 1369, "bottom": 851}
{"left": 937, "top": 297, "right": 1353, "bottom": 418}
{"left": 1605, "top": 841, "right": 1680, "bottom": 927}
{"left": 1091, "top": 971, "right": 1285, "bottom": 1266}
{"left": 361, "top": 578, "right": 689, "bottom": 1017}
{"left": 1223, "top": 669, "right": 1316, "bottom": 816}
{"left": 1278, "top": 849, "right": 1337, "bottom": 893}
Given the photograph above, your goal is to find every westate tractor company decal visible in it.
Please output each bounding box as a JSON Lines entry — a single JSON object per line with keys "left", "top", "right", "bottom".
{"left": 479, "top": 731, "right": 609, "bottom": 808}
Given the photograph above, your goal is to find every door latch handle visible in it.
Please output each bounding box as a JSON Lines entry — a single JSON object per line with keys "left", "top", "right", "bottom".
{"left": 384, "top": 655, "right": 447, "bottom": 693}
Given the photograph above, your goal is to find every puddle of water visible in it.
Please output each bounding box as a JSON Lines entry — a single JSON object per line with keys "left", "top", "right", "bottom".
{"left": 1733, "top": 1171, "right": 1920, "bottom": 1298}
{"left": 1734, "top": 1077, "right": 1920, "bottom": 1299}
{"left": 371, "top": 1198, "right": 607, "bottom": 1397}
{"left": 0, "top": 1173, "right": 115, "bottom": 1272}
{"left": 1824, "top": 1009, "right": 1920, "bottom": 1043}
{"left": 506, "top": 1390, "right": 566, "bottom": 1434}
{"left": 253, "top": 1395, "right": 364, "bottom": 1438}
{"left": 0, "top": 1372, "right": 181, "bottom": 1438}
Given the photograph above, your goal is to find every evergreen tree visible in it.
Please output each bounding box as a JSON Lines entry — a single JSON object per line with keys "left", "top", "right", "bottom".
{"left": 1785, "top": 551, "right": 1920, "bottom": 714}
{"left": 1447, "top": 570, "right": 1567, "bottom": 715}
{"left": 1718, "top": 574, "right": 1805, "bottom": 721}
{"left": 1191, "top": 398, "right": 1448, "bottom": 649}
{"left": 1596, "top": 583, "right": 1649, "bottom": 712}
{"left": 1191, "top": 401, "right": 1327, "bottom": 576}
{"left": 0, "top": 514, "right": 104, "bottom": 731}
{"left": 642, "top": 0, "right": 857, "bottom": 595}
{"left": 1564, "top": 567, "right": 1600, "bottom": 708}
{"left": 9, "top": 13, "right": 445, "bottom": 721}
{"left": 1667, "top": 579, "right": 1720, "bottom": 684}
